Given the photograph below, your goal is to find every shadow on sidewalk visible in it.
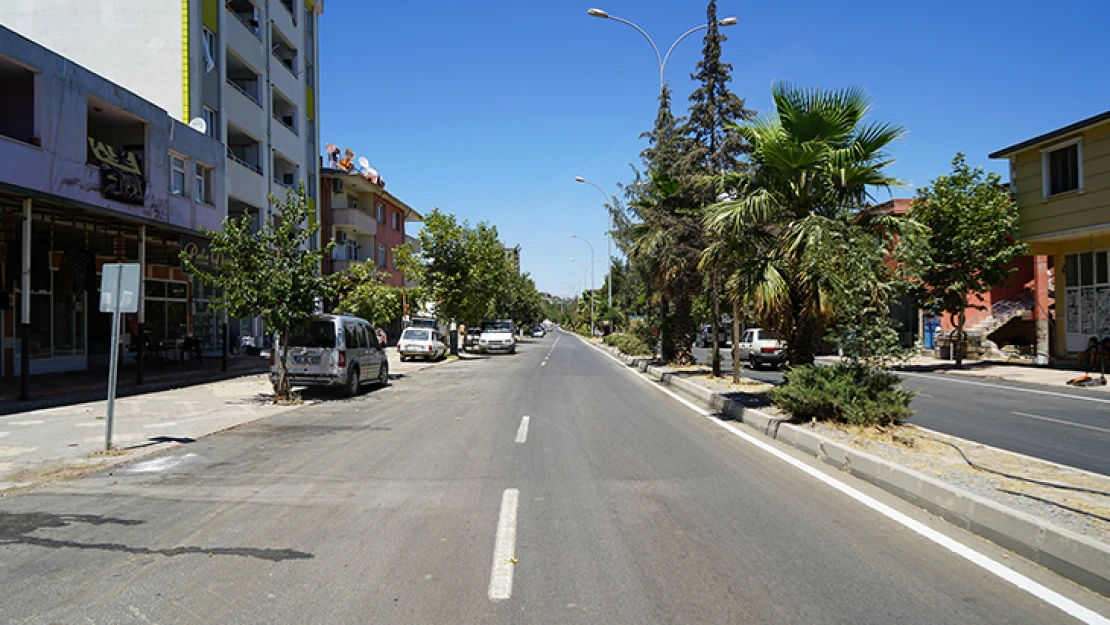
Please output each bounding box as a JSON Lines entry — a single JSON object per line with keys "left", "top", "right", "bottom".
{"left": 0, "top": 355, "right": 270, "bottom": 416}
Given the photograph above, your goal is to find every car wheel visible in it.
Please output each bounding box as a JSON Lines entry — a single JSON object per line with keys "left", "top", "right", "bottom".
{"left": 378, "top": 362, "right": 389, "bottom": 387}
{"left": 343, "top": 366, "right": 360, "bottom": 398}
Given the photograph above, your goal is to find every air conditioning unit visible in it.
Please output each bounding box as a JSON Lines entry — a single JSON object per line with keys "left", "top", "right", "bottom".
{"left": 332, "top": 178, "right": 343, "bottom": 193}
{"left": 335, "top": 231, "right": 348, "bottom": 244}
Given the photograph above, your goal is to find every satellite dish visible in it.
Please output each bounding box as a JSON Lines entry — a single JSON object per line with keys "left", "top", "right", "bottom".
{"left": 188, "top": 117, "right": 207, "bottom": 134}
{"left": 358, "top": 156, "right": 370, "bottom": 170}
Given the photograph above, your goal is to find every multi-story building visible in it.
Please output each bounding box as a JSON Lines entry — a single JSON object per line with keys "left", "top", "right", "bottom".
{"left": 319, "top": 164, "right": 422, "bottom": 287}
{"left": 2, "top": 0, "right": 324, "bottom": 345}
{"left": 991, "top": 110, "right": 1110, "bottom": 358}
{"left": 0, "top": 26, "right": 225, "bottom": 389}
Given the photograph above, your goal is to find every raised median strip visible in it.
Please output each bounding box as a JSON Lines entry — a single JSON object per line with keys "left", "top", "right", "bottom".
{"left": 588, "top": 338, "right": 1110, "bottom": 598}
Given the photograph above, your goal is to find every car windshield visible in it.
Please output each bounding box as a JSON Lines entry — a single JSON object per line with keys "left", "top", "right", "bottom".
{"left": 288, "top": 320, "right": 336, "bottom": 348}
{"left": 402, "top": 329, "right": 430, "bottom": 341}
{"left": 482, "top": 321, "right": 513, "bottom": 332}
{"left": 761, "top": 330, "right": 778, "bottom": 341}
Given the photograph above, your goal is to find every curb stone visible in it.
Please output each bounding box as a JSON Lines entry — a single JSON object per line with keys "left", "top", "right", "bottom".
{"left": 587, "top": 337, "right": 1110, "bottom": 598}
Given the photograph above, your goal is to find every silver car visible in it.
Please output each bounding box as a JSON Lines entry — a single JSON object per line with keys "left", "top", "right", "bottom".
{"left": 270, "top": 315, "right": 388, "bottom": 397}
{"left": 736, "top": 328, "right": 785, "bottom": 370}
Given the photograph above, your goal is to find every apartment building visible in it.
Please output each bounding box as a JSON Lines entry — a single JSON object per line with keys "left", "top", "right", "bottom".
{"left": 0, "top": 26, "right": 225, "bottom": 391}
{"left": 2, "top": 0, "right": 324, "bottom": 346}
{"left": 319, "top": 165, "right": 422, "bottom": 287}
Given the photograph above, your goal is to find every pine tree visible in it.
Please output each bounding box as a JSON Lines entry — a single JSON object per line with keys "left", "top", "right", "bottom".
{"left": 681, "top": 0, "right": 755, "bottom": 176}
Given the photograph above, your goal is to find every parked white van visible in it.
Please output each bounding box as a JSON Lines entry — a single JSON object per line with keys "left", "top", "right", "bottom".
{"left": 270, "top": 315, "right": 388, "bottom": 397}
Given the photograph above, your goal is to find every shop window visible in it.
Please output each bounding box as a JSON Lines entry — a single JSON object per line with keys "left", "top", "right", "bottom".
{"left": 171, "top": 155, "right": 187, "bottom": 195}
{"left": 0, "top": 54, "right": 37, "bottom": 145}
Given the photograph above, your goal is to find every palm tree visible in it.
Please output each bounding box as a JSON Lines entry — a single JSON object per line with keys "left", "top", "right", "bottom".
{"left": 705, "top": 83, "right": 905, "bottom": 365}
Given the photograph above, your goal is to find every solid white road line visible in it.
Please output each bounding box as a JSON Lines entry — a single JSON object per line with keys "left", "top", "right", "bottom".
{"left": 515, "top": 416, "right": 530, "bottom": 443}
{"left": 1011, "top": 411, "right": 1110, "bottom": 434}
{"left": 576, "top": 336, "right": 1110, "bottom": 625}
{"left": 898, "top": 370, "right": 1110, "bottom": 405}
{"left": 488, "top": 488, "right": 520, "bottom": 601}
{"left": 909, "top": 424, "right": 1110, "bottom": 480}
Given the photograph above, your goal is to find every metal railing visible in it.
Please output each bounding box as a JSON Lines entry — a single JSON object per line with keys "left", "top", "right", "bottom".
{"left": 226, "top": 5, "right": 262, "bottom": 41}
{"left": 226, "top": 150, "right": 263, "bottom": 175}
{"left": 272, "top": 113, "right": 298, "bottom": 135}
{"left": 226, "top": 78, "right": 262, "bottom": 107}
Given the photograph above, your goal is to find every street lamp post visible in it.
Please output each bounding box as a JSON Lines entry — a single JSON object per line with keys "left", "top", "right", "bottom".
{"left": 586, "top": 7, "right": 738, "bottom": 93}
{"left": 571, "top": 234, "right": 599, "bottom": 336}
{"left": 575, "top": 176, "right": 613, "bottom": 307}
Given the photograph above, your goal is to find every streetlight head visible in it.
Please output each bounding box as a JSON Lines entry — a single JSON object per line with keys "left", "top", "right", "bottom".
{"left": 570, "top": 257, "right": 577, "bottom": 262}
{"left": 587, "top": 7, "right": 609, "bottom": 18}
{"left": 719, "top": 16, "right": 738, "bottom": 26}
{"left": 574, "top": 176, "right": 586, "bottom": 183}
{"left": 570, "top": 233, "right": 578, "bottom": 239}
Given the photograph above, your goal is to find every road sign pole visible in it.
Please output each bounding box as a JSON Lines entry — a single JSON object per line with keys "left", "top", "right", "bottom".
{"left": 105, "top": 265, "right": 123, "bottom": 451}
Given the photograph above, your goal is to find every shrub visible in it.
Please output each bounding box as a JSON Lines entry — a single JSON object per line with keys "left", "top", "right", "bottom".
{"left": 603, "top": 333, "right": 654, "bottom": 357}
{"left": 769, "top": 364, "right": 915, "bottom": 427}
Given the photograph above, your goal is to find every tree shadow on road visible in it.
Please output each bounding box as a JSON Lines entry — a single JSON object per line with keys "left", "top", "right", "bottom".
{"left": 0, "top": 511, "right": 313, "bottom": 562}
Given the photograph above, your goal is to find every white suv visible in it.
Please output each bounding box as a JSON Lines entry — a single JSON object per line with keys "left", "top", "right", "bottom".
{"left": 736, "top": 328, "right": 784, "bottom": 370}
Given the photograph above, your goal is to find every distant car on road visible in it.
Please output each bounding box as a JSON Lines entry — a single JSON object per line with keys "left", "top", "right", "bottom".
{"left": 530, "top": 326, "right": 545, "bottom": 338}
{"left": 398, "top": 327, "right": 447, "bottom": 361}
{"left": 736, "top": 328, "right": 784, "bottom": 369}
{"left": 479, "top": 319, "right": 517, "bottom": 354}
{"left": 695, "top": 323, "right": 730, "bottom": 348}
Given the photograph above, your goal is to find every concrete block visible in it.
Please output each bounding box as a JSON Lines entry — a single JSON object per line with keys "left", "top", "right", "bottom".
{"left": 1037, "top": 528, "right": 1110, "bottom": 597}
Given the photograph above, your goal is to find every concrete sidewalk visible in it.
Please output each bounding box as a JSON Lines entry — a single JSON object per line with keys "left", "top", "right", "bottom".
{"left": 0, "top": 348, "right": 455, "bottom": 494}
{"left": 879, "top": 354, "right": 1108, "bottom": 391}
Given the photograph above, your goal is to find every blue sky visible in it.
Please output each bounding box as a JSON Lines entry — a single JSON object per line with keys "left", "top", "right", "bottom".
{"left": 319, "top": 0, "right": 1110, "bottom": 297}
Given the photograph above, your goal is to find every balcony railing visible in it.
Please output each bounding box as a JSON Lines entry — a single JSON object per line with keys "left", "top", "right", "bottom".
{"left": 272, "top": 113, "right": 298, "bottom": 135}
{"left": 226, "top": 149, "right": 263, "bottom": 175}
{"left": 226, "top": 78, "right": 261, "bottom": 107}
{"left": 227, "top": 4, "right": 262, "bottom": 41}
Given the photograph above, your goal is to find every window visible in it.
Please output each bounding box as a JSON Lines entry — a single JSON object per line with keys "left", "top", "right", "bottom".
{"left": 170, "top": 155, "right": 187, "bottom": 195}
{"left": 1043, "top": 141, "right": 1082, "bottom": 197}
{"left": 202, "top": 106, "right": 217, "bottom": 138}
{"left": 376, "top": 203, "right": 384, "bottom": 222}
{"left": 0, "top": 55, "right": 36, "bottom": 144}
{"left": 378, "top": 244, "right": 386, "bottom": 267}
{"left": 392, "top": 211, "right": 400, "bottom": 230}
{"left": 195, "top": 163, "right": 213, "bottom": 204}
{"left": 202, "top": 28, "right": 218, "bottom": 73}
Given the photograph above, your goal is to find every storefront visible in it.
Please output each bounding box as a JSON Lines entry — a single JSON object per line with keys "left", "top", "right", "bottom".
{"left": 1062, "top": 249, "right": 1110, "bottom": 351}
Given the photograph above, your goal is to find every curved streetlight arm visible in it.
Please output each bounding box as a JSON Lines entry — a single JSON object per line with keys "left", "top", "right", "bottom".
{"left": 603, "top": 14, "right": 663, "bottom": 87}
{"left": 661, "top": 24, "right": 709, "bottom": 86}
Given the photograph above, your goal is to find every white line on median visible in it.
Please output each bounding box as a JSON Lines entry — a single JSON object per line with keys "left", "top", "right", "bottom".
{"left": 898, "top": 370, "right": 1110, "bottom": 405}
{"left": 515, "top": 416, "right": 530, "bottom": 443}
{"left": 488, "top": 488, "right": 520, "bottom": 601}
{"left": 574, "top": 334, "right": 1110, "bottom": 625}
{"left": 1011, "top": 411, "right": 1110, "bottom": 434}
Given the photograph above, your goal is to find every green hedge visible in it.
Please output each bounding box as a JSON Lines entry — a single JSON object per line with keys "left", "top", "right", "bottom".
{"left": 769, "top": 364, "right": 915, "bottom": 427}
{"left": 603, "top": 333, "right": 654, "bottom": 357}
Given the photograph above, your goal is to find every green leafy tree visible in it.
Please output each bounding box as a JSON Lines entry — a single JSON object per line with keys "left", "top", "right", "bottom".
{"left": 706, "top": 83, "right": 906, "bottom": 365}
{"left": 911, "top": 153, "right": 1029, "bottom": 367}
{"left": 330, "top": 263, "right": 403, "bottom": 328}
{"left": 182, "top": 184, "right": 331, "bottom": 401}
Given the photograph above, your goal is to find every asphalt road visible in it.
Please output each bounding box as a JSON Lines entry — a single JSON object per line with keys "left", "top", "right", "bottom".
{"left": 693, "top": 346, "right": 1110, "bottom": 476}
{"left": 1, "top": 335, "right": 1107, "bottom": 623}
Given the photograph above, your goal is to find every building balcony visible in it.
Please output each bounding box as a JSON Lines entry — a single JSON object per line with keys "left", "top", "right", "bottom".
{"left": 331, "top": 207, "right": 377, "bottom": 235}
{"left": 224, "top": 80, "right": 265, "bottom": 138}
{"left": 270, "top": 121, "right": 303, "bottom": 175}
{"left": 225, "top": 6, "right": 265, "bottom": 71}
{"left": 227, "top": 154, "right": 266, "bottom": 205}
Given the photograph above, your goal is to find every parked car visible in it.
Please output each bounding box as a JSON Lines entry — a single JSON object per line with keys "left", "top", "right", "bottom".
{"left": 479, "top": 319, "right": 516, "bottom": 354}
{"left": 270, "top": 314, "right": 388, "bottom": 397}
{"left": 695, "top": 323, "right": 730, "bottom": 348}
{"left": 464, "top": 328, "right": 482, "bottom": 352}
{"left": 736, "top": 328, "right": 784, "bottom": 369}
{"left": 530, "top": 326, "right": 545, "bottom": 338}
{"left": 398, "top": 327, "right": 447, "bottom": 361}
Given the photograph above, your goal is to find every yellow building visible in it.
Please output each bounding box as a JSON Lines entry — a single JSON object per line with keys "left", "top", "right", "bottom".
{"left": 991, "top": 110, "right": 1110, "bottom": 356}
